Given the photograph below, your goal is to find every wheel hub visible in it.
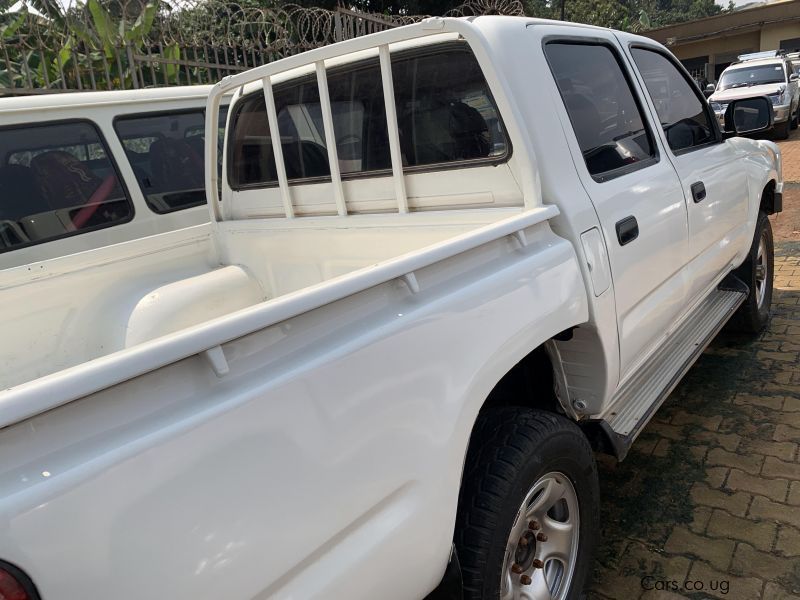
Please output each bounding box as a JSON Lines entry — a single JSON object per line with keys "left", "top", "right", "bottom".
{"left": 500, "top": 472, "right": 580, "bottom": 600}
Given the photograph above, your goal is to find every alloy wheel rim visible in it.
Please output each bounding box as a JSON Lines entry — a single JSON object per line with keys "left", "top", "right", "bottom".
{"left": 755, "top": 233, "right": 768, "bottom": 309}
{"left": 500, "top": 472, "right": 580, "bottom": 600}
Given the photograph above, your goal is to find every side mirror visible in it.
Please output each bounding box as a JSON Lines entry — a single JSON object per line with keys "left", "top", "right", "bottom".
{"left": 790, "top": 73, "right": 799, "bottom": 82}
{"left": 703, "top": 83, "right": 715, "bottom": 98}
{"left": 723, "top": 96, "right": 773, "bottom": 136}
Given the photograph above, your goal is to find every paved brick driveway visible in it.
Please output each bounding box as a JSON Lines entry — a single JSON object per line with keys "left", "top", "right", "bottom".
{"left": 587, "top": 130, "right": 800, "bottom": 600}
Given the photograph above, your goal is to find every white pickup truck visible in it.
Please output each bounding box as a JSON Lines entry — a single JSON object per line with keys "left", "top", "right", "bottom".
{"left": 0, "top": 16, "right": 782, "bottom": 600}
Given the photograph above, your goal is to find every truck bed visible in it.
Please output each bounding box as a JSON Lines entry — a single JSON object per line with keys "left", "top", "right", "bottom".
{"left": 0, "top": 207, "right": 534, "bottom": 393}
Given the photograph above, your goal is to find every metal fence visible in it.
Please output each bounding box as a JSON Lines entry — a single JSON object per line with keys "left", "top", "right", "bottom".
{"left": 0, "top": 0, "right": 523, "bottom": 95}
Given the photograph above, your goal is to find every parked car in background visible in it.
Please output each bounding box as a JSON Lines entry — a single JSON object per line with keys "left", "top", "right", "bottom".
{"left": 0, "top": 16, "right": 782, "bottom": 600}
{"left": 0, "top": 86, "right": 227, "bottom": 269}
{"left": 708, "top": 51, "right": 799, "bottom": 138}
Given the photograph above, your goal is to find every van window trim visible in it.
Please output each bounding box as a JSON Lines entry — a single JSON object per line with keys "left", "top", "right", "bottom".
{"left": 113, "top": 106, "right": 229, "bottom": 215}
{"left": 628, "top": 43, "right": 723, "bottom": 156}
{"left": 0, "top": 117, "right": 135, "bottom": 255}
{"left": 541, "top": 36, "right": 661, "bottom": 183}
{"left": 226, "top": 40, "right": 513, "bottom": 192}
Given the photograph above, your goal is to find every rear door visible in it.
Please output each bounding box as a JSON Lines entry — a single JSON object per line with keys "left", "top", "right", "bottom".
{"left": 543, "top": 34, "right": 690, "bottom": 379}
{"left": 627, "top": 45, "right": 750, "bottom": 305}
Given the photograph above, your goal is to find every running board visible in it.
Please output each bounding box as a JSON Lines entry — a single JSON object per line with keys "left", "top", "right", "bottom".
{"left": 600, "top": 282, "right": 747, "bottom": 459}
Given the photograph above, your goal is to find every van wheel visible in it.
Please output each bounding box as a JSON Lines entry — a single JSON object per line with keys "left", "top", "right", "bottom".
{"left": 455, "top": 408, "right": 598, "bottom": 600}
{"left": 774, "top": 120, "right": 790, "bottom": 140}
{"left": 732, "top": 211, "right": 773, "bottom": 333}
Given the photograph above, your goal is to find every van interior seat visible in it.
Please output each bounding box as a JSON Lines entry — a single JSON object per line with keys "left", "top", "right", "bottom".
{"left": 0, "top": 164, "right": 50, "bottom": 221}
{"left": 30, "top": 150, "right": 104, "bottom": 210}
{"left": 148, "top": 138, "right": 205, "bottom": 192}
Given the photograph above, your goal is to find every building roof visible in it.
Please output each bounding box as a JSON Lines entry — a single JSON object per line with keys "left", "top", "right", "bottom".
{"left": 644, "top": 0, "right": 800, "bottom": 46}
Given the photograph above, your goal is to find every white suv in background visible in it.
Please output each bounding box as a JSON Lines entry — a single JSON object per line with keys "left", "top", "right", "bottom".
{"left": 709, "top": 52, "right": 799, "bottom": 139}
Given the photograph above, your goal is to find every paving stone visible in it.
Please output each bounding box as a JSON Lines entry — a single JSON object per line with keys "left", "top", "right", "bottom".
{"left": 664, "top": 526, "right": 734, "bottom": 571}
{"left": 727, "top": 469, "right": 789, "bottom": 502}
{"left": 707, "top": 510, "right": 777, "bottom": 552}
{"left": 790, "top": 482, "right": 800, "bottom": 506}
{"left": 694, "top": 430, "right": 742, "bottom": 452}
{"left": 647, "top": 422, "right": 687, "bottom": 441}
{"left": 653, "top": 438, "right": 671, "bottom": 458}
{"left": 749, "top": 495, "right": 800, "bottom": 529}
{"left": 777, "top": 526, "right": 800, "bottom": 557}
{"left": 706, "top": 466, "right": 729, "bottom": 488}
{"left": 775, "top": 424, "right": 800, "bottom": 443}
{"left": 671, "top": 410, "right": 723, "bottom": 431}
{"left": 762, "top": 456, "right": 800, "bottom": 481}
{"left": 707, "top": 448, "right": 763, "bottom": 475}
{"left": 686, "top": 560, "right": 763, "bottom": 600}
{"left": 690, "top": 506, "right": 713, "bottom": 535}
{"left": 734, "top": 393, "right": 785, "bottom": 410}
{"left": 763, "top": 582, "right": 800, "bottom": 600}
{"left": 691, "top": 483, "right": 751, "bottom": 516}
{"left": 731, "top": 542, "right": 798, "bottom": 581}
{"left": 741, "top": 439, "right": 797, "bottom": 461}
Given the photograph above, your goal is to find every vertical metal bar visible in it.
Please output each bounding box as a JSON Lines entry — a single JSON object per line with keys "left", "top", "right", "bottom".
{"left": 158, "top": 42, "right": 168, "bottom": 86}
{"left": 192, "top": 46, "right": 203, "bottom": 84}
{"left": 126, "top": 44, "right": 140, "bottom": 89}
{"left": 379, "top": 44, "right": 407, "bottom": 213}
{"left": 115, "top": 47, "right": 126, "bottom": 89}
{"left": 315, "top": 60, "right": 346, "bottom": 216}
{"left": 146, "top": 45, "right": 156, "bottom": 86}
{"left": 263, "top": 76, "right": 294, "bottom": 218}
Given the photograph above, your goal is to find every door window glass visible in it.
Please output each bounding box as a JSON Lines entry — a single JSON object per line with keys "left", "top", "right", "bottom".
{"left": 0, "top": 121, "right": 132, "bottom": 253}
{"left": 545, "top": 42, "right": 655, "bottom": 179}
{"left": 632, "top": 48, "right": 717, "bottom": 152}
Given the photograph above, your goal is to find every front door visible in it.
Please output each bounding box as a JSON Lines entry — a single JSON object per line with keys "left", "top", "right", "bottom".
{"left": 628, "top": 46, "right": 750, "bottom": 305}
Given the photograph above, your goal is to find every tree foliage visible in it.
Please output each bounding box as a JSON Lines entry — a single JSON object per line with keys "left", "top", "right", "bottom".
{"left": 522, "top": 0, "right": 723, "bottom": 30}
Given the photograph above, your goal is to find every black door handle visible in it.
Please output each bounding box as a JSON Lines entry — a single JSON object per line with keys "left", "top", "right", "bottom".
{"left": 616, "top": 216, "right": 639, "bottom": 246}
{"left": 691, "top": 181, "right": 706, "bottom": 203}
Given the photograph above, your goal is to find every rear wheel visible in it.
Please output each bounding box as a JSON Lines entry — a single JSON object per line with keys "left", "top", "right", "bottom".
{"left": 732, "top": 211, "right": 773, "bottom": 333}
{"left": 455, "top": 408, "right": 599, "bottom": 600}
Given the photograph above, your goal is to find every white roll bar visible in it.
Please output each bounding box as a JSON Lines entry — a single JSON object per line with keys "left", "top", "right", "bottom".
{"left": 204, "top": 17, "right": 541, "bottom": 222}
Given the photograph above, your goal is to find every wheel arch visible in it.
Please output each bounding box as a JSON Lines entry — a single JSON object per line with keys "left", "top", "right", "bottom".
{"left": 760, "top": 178, "right": 779, "bottom": 215}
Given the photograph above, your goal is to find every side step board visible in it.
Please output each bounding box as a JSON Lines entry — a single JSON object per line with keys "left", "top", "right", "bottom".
{"left": 601, "top": 283, "right": 747, "bottom": 459}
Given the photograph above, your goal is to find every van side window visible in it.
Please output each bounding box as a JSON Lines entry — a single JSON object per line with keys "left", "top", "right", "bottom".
{"left": 631, "top": 48, "right": 716, "bottom": 153}
{"left": 0, "top": 121, "right": 132, "bottom": 253}
{"left": 115, "top": 109, "right": 227, "bottom": 214}
{"left": 545, "top": 42, "right": 655, "bottom": 180}
{"left": 228, "top": 43, "right": 509, "bottom": 189}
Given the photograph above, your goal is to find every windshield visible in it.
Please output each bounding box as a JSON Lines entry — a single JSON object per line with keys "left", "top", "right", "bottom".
{"left": 718, "top": 64, "right": 786, "bottom": 90}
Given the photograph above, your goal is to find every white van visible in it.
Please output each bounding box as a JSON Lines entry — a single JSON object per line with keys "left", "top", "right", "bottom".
{"left": 0, "top": 86, "right": 226, "bottom": 269}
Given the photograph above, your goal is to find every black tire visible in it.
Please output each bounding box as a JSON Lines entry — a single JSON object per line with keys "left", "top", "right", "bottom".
{"left": 455, "top": 407, "right": 599, "bottom": 600}
{"left": 732, "top": 211, "right": 774, "bottom": 333}
{"left": 774, "top": 120, "right": 791, "bottom": 140}
{"left": 791, "top": 110, "right": 798, "bottom": 130}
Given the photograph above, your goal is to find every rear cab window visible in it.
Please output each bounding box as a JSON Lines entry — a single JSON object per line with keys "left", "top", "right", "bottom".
{"left": 0, "top": 121, "right": 132, "bottom": 253}
{"left": 228, "top": 42, "right": 510, "bottom": 190}
{"left": 114, "top": 108, "right": 228, "bottom": 213}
